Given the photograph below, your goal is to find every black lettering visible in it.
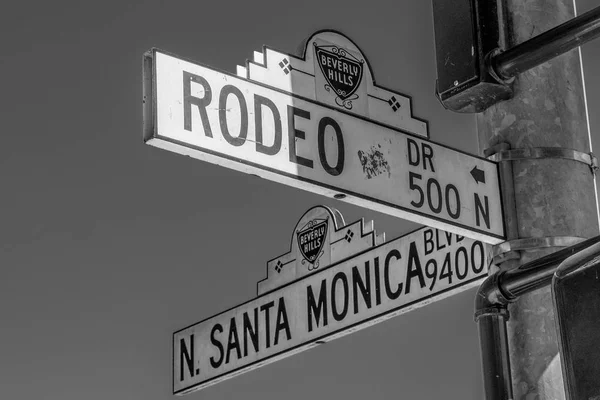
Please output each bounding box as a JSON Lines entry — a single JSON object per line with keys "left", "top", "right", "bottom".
{"left": 209, "top": 324, "right": 224, "bottom": 369}
{"left": 407, "top": 138, "right": 420, "bottom": 167}
{"left": 274, "top": 297, "right": 291, "bottom": 345}
{"left": 445, "top": 231, "right": 453, "bottom": 246}
{"left": 422, "top": 143, "right": 435, "bottom": 172}
{"left": 440, "top": 253, "right": 453, "bottom": 283}
{"left": 427, "top": 178, "right": 443, "bottom": 214}
{"left": 446, "top": 184, "right": 461, "bottom": 219}
{"left": 474, "top": 194, "right": 491, "bottom": 229}
{"left": 471, "top": 241, "right": 485, "bottom": 273}
{"left": 242, "top": 309, "right": 259, "bottom": 357}
{"left": 318, "top": 117, "right": 344, "bottom": 176}
{"left": 405, "top": 242, "right": 426, "bottom": 294}
{"left": 409, "top": 172, "right": 424, "bottom": 208}
{"left": 180, "top": 335, "right": 195, "bottom": 381}
{"left": 307, "top": 280, "right": 328, "bottom": 332}
{"left": 425, "top": 259, "right": 438, "bottom": 290}
{"left": 254, "top": 94, "right": 282, "bottom": 155}
{"left": 260, "top": 301, "right": 275, "bottom": 348}
{"left": 455, "top": 247, "right": 469, "bottom": 279}
{"left": 374, "top": 256, "right": 382, "bottom": 306}
{"left": 435, "top": 229, "right": 446, "bottom": 251}
{"left": 384, "top": 249, "right": 403, "bottom": 299}
{"left": 225, "top": 317, "right": 241, "bottom": 364}
{"left": 423, "top": 229, "right": 434, "bottom": 256}
{"left": 331, "top": 272, "right": 349, "bottom": 321}
{"left": 219, "top": 85, "right": 248, "bottom": 146}
{"left": 183, "top": 71, "right": 213, "bottom": 137}
{"left": 287, "top": 105, "right": 313, "bottom": 168}
{"left": 352, "top": 262, "right": 371, "bottom": 314}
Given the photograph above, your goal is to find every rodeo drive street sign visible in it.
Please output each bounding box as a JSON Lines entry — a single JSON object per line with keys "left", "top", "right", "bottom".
{"left": 143, "top": 30, "right": 505, "bottom": 244}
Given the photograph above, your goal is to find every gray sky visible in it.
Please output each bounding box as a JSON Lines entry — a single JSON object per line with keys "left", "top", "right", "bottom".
{"left": 1, "top": 1, "right": 599, "bottom": 400}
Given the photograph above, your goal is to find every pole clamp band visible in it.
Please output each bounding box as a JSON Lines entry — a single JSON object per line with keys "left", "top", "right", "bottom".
{"left": 491, "top": 236, "right": 586, "bottom": 263}
{"left": 487, "top": 147, "right": 598, "bottom": 173}
{"left": 474, "top": 306, "right": 510, "bottom": 322}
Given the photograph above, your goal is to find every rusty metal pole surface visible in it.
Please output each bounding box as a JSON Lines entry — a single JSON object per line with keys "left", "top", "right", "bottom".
{"left": 476, "top": 1, "right": 599, "bottom": 399}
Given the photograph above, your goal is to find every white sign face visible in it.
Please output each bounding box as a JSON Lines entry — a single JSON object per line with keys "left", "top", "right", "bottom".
{"left": 173, "top": 206, "right": 488, "bottom": 394}
{"left": 144, "top": 31, "right": 504, "bottom": 244}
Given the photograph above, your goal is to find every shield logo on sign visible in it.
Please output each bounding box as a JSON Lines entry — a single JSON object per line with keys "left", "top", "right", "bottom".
{"left": 314, "top": 43, "right": 364, "bottom": 110}
{"left": 297, "top": 218, "right": 328, "bottom": 270}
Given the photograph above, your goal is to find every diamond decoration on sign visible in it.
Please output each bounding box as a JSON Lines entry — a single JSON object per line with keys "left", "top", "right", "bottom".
{"left": 279, "top": 58, "right": 292, "bottom": 75}
{"left": 275, "top": 260, "right": 284, "bottom": 273}
{"left": 345, "top": 230, "right": 354, "bottom": 243}
{"left": 388, "top": 96, "right": 401, "bottom": 112}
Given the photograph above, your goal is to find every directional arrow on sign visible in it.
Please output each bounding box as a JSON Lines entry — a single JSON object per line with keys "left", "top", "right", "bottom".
{"left": 470, "top": 166, "right": 486, "bottom": 184}
{"left": 143, "top": 32, "right": 505, "bottom": 244}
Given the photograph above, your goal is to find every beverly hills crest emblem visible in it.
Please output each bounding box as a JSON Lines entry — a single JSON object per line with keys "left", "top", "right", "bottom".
{"left": 314, "top": 42, "right": 364, "bottom": 110}
{"left": 256, "top": 205, "right": 385, "bottom": 295}
{"left": 297, "top": 218, "right": 328, "bottom": 270}
{"left": 233, "top": 30, "right": 428, "bottom": 136}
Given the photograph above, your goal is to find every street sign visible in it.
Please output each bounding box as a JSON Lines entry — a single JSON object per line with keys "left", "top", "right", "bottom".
{"left": 144, "top": 30, "right": 505, "bottom": 244}
{"left": 173, "top": 206, "right": 489, "bottom": 394}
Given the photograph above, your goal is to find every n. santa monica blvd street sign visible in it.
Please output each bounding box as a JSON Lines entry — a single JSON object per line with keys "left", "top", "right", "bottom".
{"left": 173, "top": 206, "right": 489, "bottom": 394}
{"left": 143, "top": 31, "right": 505, "bottom": 244}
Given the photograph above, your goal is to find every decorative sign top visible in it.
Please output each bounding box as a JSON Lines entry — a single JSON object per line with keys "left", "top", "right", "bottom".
{"left": 173, "top": 206, "right": 489, "bottom": 395}
{"left": 257, "top": 205, "right": 385, "bottom": 295}
{"left": 235, "top": 30, "right": 428, "bottom": 136}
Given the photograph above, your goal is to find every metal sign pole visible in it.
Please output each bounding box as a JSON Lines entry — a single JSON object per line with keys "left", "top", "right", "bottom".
{"left": 475, "top": 0, "right": 600, "bottom": 398}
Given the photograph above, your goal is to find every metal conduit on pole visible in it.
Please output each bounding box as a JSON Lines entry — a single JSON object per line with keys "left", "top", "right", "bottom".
{"left": 475, "top": 272, "right": 512, "bottom": 400}
{"left": 475, "top": 235, "right": 600, "bottom": 399}
{"left": 492, "top": 5, "right": 600, "bottom": 80}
